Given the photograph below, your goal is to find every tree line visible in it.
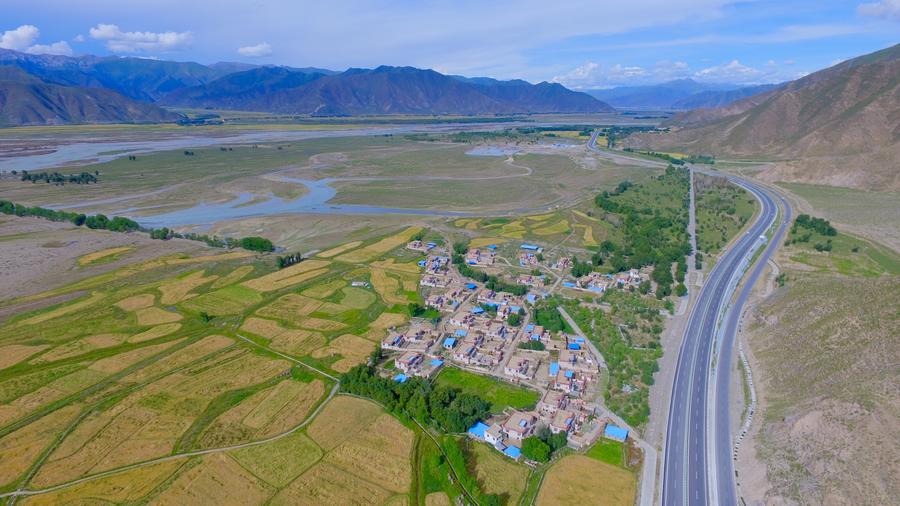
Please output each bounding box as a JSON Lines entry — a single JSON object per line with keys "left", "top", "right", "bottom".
{"left": 18, "top": 170, "right": 99, "bottom": 185}
{"left": 0, "top": 199, "right": 274, "bottom": 253}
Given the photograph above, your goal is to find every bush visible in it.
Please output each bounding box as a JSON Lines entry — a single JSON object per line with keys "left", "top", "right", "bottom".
{"left": 522, "top": 436, "right": 551, "bottom": 462}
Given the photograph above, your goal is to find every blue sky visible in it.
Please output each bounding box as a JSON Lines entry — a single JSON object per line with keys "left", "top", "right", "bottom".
{"left": 2, "top": 0, "right": 898, "bottom": 88}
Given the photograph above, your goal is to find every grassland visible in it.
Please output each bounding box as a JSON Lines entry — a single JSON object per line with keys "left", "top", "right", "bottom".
{"left": 435, "top": 367, "right": 539, "bottom": 412}
{"left": 464, "top": 440, "right": 529, "bottom": 505}
{"left": 695, "top": 174, "right": 756, "bottom": 254}
{"left": 782, "top": 222, "right": 900, "bottom": 277}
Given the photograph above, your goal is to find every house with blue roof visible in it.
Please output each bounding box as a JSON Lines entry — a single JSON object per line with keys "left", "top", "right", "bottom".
{"left": 520, "top": 243, "right": 541, "bottom": 251}
{"left": 454, "top": 329, "right": 468, "bottom": 338}
{"left": 468, "top": 422, "right": 489, "bottom": 439}
{"left": 393, "top": 374, "right": 408, "bottom": 383}
{"left": 549, "top": 362, "right": 560, "bottom": 376}
{"left": 442, "top": 337, "right": 457, "bottom": 349}
{"left": 503, "top": 446, "right": 521, "bottom": 459}
{"left": 604, "top": 423, "right": 629, "bottom": 442}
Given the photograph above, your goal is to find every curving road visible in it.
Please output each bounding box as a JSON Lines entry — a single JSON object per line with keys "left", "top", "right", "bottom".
{"left": 585, "top": 130, "right": 790, "bottom": 505}
{"left": 662, "top": 172, "right": 786, "bottom": 506}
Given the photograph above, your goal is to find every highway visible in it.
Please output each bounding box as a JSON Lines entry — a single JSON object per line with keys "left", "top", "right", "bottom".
{"left": 585, "top": 131, "right": 789, "bottom": 505}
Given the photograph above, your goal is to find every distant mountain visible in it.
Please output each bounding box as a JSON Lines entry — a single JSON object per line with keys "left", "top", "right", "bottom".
{"left": 0, "top": 49, "right": 611, "bottom": 124}
{"left": 670, "top": 84, "right": 779, "bottom": 109}
{"left": 165, "top": 65, "right": 612, "bottom": 115}
{"left": 0, "top": 66, "right": 181, "bottom": 127}
{"left": 585, "top": 79, "right": 775, "bottom": 110}
{"left": 160, "top": 67, "right": 328, "bottom": 110}
{"left": 0, "top": 49, "right": 227, "bottom": 101}
{"left": 626, "top": 44, "right": 900, "bottom": 190}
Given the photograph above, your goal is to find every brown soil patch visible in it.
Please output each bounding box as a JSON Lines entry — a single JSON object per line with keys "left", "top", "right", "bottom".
{"left": 318, "top": 240, "right": 363, "bottom": 258}
{"left": 115, "top": 293, "right": 156, "bottom": 311}
{"left": 158, "top": 270, "right": 218, "bottom": 305}
{"left": 129, "top": 323, "right": 182, "bottom": 343}
{"left": 311, "top": 334, "right": 374, "bottom": 372}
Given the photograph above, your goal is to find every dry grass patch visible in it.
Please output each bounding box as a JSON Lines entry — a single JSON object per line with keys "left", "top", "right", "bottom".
{"left": 363, "top": 312, "right": 408, "bottom": 341}
{"left": 318, "top": 240, "right": 363, "bottom": 258}
{"left": 324, "top": 413, "right": 413, "bottom": 493}
{"left": 118, "top": 334, "right": 233, "bottom": 384}
{"left": 211, "top": 265, "right": 254, "bottom": 288}
{"left": 242, "top": 259, "right": 330, "bottom": 292}
{"left": 0, "top": 344, "right": 49, "bottom": 370}
{"left": 426, "top": 492, "right": 452, "bottom": 506}
{"left": 129, "top": 323, "right": 182, "bottom": 343}
{"left": 312, "top": 334, "right": 374, "bottom": 372}
{"left": 469, "top": 237, "right": 506, "bottom": 249}
{"left": 115, "top": 293, "right": 156, "bottom": 311}
{"left": 135, "top": 307, "right": 183, "bottom": 325}
{"left": 19, "top": 292, "right": 105, "bottom": 325}
{"left": 536, "top": 454, "right": 635, "bottom": 506}
{"left": 271, "top": 461, "right": 394, "bottom": 506}
{"left": 159, "top": 270, "right": 219, "bottom": 305}
{"left": 20, "top": 460, "right": 183, "bottom": 506}
{"left": 77, "top": 246, "right": 132, "bottom": 266}
{"left": 229, "top": 431, "right": 323, "bottom": 487}
{"left": 372, "top": 258, "right": 422, "bottom": 274}
{"left": 35, "top": 334, "right": 125, "bottom": 363}
{"left": 307, "top": 396, "right": 384, "bottom": 451}
{"left": 153, "top": 453, "right": 274, "bottom": 505}
{"left": 370, "top": 268, "right": 411, "bottom": 305}
{"left": 0, "top": 404, "right": 80, "bottom": 487}
{"left": 366, "top": 226, "right": 422, "bottom": 254}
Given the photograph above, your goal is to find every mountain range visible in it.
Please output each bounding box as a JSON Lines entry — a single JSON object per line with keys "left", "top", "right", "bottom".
{"left": 0, "top": 49, "right": 612, "bottom": 125}
{"left": 625, "top": 43, "right": 900, "bottom": 190}
{"left": 585, "top": 79, "right": 779, "bottom": 110}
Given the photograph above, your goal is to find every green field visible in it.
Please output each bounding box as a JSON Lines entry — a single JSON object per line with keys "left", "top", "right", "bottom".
{"left": 586, "top": 439, "right": 627, "bottom": 467}
{"left": 435, "top": 367, "right": 539, "bottom": 412}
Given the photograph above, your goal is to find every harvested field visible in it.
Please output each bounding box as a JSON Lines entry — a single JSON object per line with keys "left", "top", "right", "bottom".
{"left": 324, "top": 413, "right": 413, "bottom": 493}
{"left": 115, "top": 293, "right": 155, "bottom": 311}
{"left": 298, "top": 316, "right": 347, "bottom": 332}
{"left": 77, "top": 246, "right": 133, "bottom": 266}
{"left": 18, "top": 292, "right": 105, "bottom": 325}
{"left": 153, "top": 453, "right": 274, "bottom": 505}
{"left": 425, "top": 492, "right": 452, "bottom": 506}
{"left": 363, "top": 312, "right": 408, "bottom": 340}
{"left": 536, "top": 454, "right": 635, "bottom": 506}
{"left": 135, "top": 306, "right": 183, "bottom": 325}
{"left": 88, "top": 340, "right": 180, "bottom": 374}
{"left": 19, "top": 460, "right": 183, "bottom": 506}
{"left": 311, "top": 334, "right": 374, "bottom": 372}
{"left": 270, "top": 461, "right": 394, "bottom": 506}
{"left": 166, "top": 251, "right": 253, "bottom": 265}
{"left": 242, "top": 380, "right": 317, "bottom": 429}
{"left": 469, "top": 441, "right": 528, "bottom": 504}
{"left": 0, "top": 344, "right": 49, "bottom": 370}
{"left": 210, "top": 265, "right": 254, "bottom": 288}
{"left": 370, "top": 268, "right": 411, "bottom": 305}
{"left": 158, "top": 270, "right": 218, "bottom": 305}
{"left": 229, "top": 431, "right": 323, "bottom": 487}
{"left": 0, "top": 404, "right": 80, "bottom": 487}
{"left": 242, "top": 259, "right": 330, "bottom": 292}
{"left": 123, "top": 335, "right": 233, "bottom": 384}
{"left": 301, "top": 279, "right": 346, "bottom": 298}
{"left": 372, "top": 258, "right": 421, "bottom": 274}
{"left": 366, "top": 227, "right": 422, "bottom": 254}
{"left": 318, "top": 240, "right": 363, "bottom": 258}
{"left": 242, "top": 317, "right": 327, "bottom": 356}
{"left": 469, "top": 237, "right": 506, "bottom": 249}
{"left": 129, "top": 323, "right": 182, "bottom": 343}
{"left": 256, "top": 293, "right": 323, "bottom": 321}
{"left": 182, "top": 284, "right": 263, "bottom": 315}
{"left": 307, "top": 395, "right": 384, "bottom": 450}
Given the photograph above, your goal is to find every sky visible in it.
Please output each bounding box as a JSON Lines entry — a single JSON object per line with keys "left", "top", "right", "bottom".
{"left": 2, "top": 0, "right": 898, "bottom": 88}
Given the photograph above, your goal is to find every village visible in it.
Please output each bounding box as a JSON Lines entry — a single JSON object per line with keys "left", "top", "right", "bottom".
{"left": 377, "top": 237, "right": 647, "bottom": 463}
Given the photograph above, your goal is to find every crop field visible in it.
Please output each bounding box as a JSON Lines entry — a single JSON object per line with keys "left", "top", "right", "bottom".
{"left": 466, "top": 441, "right": 529, "bottom": 505}
{"left": 436, "top": 367, "right": 540, "bottom": 412}
{"left": 536, "top": 454, "right": 636, "bottom": 506}
{"left": 0, "top": 223, "right": 436, "bottom": 500}
{"left": 452, "top": 206, "right": 618, "bottom": 249}
{"left": 77, "top": 246, "right": 133, "bottom": 266}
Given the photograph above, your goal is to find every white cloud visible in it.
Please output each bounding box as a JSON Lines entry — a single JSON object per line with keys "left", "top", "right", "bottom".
{"left": 237, "top": 42, "right": 272, "bottom": 57}
{"left": 552, "top": 60, "right": 692, "bottom": 88}
{"left": 693, "top": 59, "right": 761, "bottom": 83}
{"left": 0, "top": 25, "right": 40, "bottom": 51}
{"left": 26, "top": 41, "right": 73, "bottom": 56}
{"left": 858, "top": 0, "right": 900, "bottom": 20}
{"left": 89, "top": 24, "right": 192, "bottom": 53}
{"left": 1, "top": 25, "right": 73, "bottom": 56}
{"left": 73, "top": 34, "right": 85, "bottom": 43}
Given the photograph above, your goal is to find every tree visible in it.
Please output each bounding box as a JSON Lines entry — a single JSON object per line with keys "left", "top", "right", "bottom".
{"left": 522, "top": 436, "right": 551, "bottom": 462}
{"left": 239, "top": 236, "right": 274, "bottom": 252}
{"left": 508, "top": 312, "right": 521, "bottom": 326}
{"left": 675, "top": 283, "right": 687, "bottom": 297}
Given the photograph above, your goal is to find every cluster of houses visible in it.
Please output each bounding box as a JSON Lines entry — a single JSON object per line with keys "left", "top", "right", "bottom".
{"left": 465, "top": 247, "right": 496, "bottom": 266}
{"left": 517, "top": 274, "right": 545, "bottom": 287}
{"left": 406, "top": 240, "right": 437, "bottom": 253}
{"left": 442, "top": 290, "right": 527, "bottom": 369}
{"left": 575, "top": 268, "right": 646, "bottom": 294}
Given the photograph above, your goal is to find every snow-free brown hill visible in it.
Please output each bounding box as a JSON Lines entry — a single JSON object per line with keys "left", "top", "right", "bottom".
{"left": 0, "top": 67, "right": 181, "bottom": 126}
{"left": 626, "top": 44, "right": 900, "bottom": 190}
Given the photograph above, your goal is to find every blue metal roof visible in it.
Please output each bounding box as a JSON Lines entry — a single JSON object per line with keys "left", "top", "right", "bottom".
{"left": 503, "top": 446, "right": 521, "bottom": 458}
{"left": 509, "top": 305, "right": 521, "bottom": 313}
{"left": 604, "top": 424, "right": 629, "bottom": 441}
{"left": 562, "top": 282, "right": 576, "bottom": 288}
{"left": 468, "top": 422, "right": 489, "bottom": 438}
{"left": 472, "top": 307, "right": 485, "bottom": 314}
{"left": 443, "top": 337, "right": 457, "bottom": 347}
{"left": 455, "top": 329, "right": 468, "bottom": 337}
{"left": 549, "top": 362, "right": 559, "bottom": 376}
{"left": 430, "top": 359, "right": 444, "bottom": 367}
{"left": 466, "top": 283, "right": 477, "bottom": 289}
{"left": 526, "top": 294, "right": 537, "bottom": 303}
{"left": 525, "top": 323, "right": 534, "bottom": 331}
{"left": 418, "top": 260, "right": 427, "bottom": 266}
{"left": 565, "top": 370, "right": 574, "bottom": 378}
{"left": 520, "top": 244, "right": 540, "bottom": 250}
{"left": 568, "top": 343, "right": 581, "bottom": 350}
{"left": 393, "top": 374, "right": 408, "bottom": 383}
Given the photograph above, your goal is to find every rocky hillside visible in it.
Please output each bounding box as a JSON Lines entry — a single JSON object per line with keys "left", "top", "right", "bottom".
{"left": 626, "top": 44, "right": 900, "bottom": 190}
